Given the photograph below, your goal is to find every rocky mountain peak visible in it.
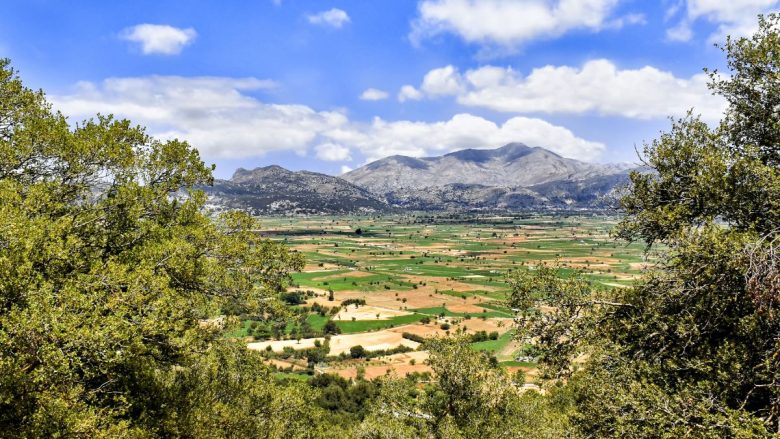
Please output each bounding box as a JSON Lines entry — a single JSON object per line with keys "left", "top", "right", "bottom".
{"left": 342, "top": 143, "right": 627, "bottom": 194}
{"left": 231, "top": 165, "right": 290, "bottom": 183}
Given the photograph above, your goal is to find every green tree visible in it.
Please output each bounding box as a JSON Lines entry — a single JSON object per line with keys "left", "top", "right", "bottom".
{"left": 510, "top": 14, "right": 780, "bottom": 437}
{"left": 323, "top": 319, "right": 341, "bottom": 335}
{"left": 350, "top": 345, "right": 367, "bottom": 359}
{"left": 0, "top": 59, "right": 334, "bottom": 437}
{"left": 356, "top": 337, "right": 570, "bottom": 438}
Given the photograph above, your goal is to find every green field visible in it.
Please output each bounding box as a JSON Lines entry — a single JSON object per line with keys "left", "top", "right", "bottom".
{"left": 471, "top": 330, "right": 515, "bottom": 353}
{"left": 242, "top": 213, "right": 649, "bottom": 378}
{"left": 335, "top": 313, "right": 428, "bottom": 333}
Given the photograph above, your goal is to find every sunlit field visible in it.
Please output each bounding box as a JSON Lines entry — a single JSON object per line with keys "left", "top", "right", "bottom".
{"left": 233, "top": 213, "right": 652, "bottom": 381}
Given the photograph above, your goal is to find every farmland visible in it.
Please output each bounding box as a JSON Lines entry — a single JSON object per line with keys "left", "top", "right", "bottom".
{"left": 234, "top": 213, "right": 651, "bottom": 382}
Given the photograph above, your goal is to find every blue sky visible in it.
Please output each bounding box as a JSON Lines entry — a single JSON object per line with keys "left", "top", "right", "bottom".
{"left": 0, "top": 0, "right": 773, "bottom": 178}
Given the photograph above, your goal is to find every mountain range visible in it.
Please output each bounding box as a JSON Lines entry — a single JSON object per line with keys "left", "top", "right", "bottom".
{"left": 202, "top": 143, "right": 637, "bottom": 214}
{"left": 204, "top": 165, "right": 388, "bottom": 215}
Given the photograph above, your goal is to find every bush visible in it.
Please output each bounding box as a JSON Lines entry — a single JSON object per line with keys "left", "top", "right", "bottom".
{"left": 402, "top": 332, "right": 425, "bottom": 343}
{"left": 341, "top": 298, "right": 366, "bottom": 307}
{"left": 350, "top": 345, "right": 367, "bottom": 359}
{"left": 323, "top": 320, "right": 341, "bottom": 335}
{"left": 281, "top": 292, "right": 305, "bottom": 305}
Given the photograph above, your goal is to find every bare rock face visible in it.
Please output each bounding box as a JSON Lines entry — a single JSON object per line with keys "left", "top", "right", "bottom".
{"left": 202, "top": 165, "right": 391, "bottom": 215}
{"left": 202, "top": 144, "right": 638, "bottom": 214}
{"left": 342, "top": 143, "right": 633, "bottom": 194}
{"left": 341, "top": 143, "right": 635, "bottom": 210}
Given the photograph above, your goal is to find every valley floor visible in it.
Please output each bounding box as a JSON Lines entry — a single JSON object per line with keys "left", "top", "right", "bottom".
{"left": 234, "top": 213, "right": 651, "bottom": 381}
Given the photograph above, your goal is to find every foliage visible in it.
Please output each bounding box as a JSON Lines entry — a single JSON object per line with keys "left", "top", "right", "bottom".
{"left": 323, "top": 319, "right": 341, "bottom": 335}
{"left": 510, "top": 15, "right": 780, "bottom": 436}
{"left": 354, "top": 337, "right": 570, "bottom": 438}
{"left": 309, "top": 373, "right": 380, "bottom": 426}
{"left": 350, "top": 345, "right": 368, "bottom": 359}
{"left": 0, "top": 58, "right": 331, "bottom": 437}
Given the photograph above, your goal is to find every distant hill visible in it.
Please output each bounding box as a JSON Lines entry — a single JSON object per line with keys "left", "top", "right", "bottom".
{"left": 342, "top": 143, "right": 633, "bottom": 194}
{"left": 202, "top": 144, "right": 638, "bottom": 214}
{"left": 341, "top": 143, "right": 635, "bottom": 210}
{"left": 202, "top": 165, "right": 390, "bottom": 215}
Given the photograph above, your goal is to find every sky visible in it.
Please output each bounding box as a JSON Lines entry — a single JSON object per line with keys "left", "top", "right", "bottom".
{"left": 0, "top": 0, "right": 774, "bottom": 178}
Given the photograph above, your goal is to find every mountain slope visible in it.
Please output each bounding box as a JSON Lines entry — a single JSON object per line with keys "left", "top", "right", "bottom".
{"left": 202, "top": 144, "right": 637, "bottom": 214}
{"left": 203, "top": 165, "right": 390, "bottom": 214}
{"left": 342, "top": 143, "right": 632, "bottom": 194}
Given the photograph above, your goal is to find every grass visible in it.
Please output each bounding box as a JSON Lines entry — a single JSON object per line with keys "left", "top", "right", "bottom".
{"left": 499, "top": 360, "right": 537, "bottom": 368}
{"left": 412, "top": 306, "right": 508, "bottom": 319}
{"left": 273, "top": 372, "right": 313, "bottom": 382}
{"left": 471, "top": 330, "right": 515, "bottom": 353}
{"left": 475, "top": 302, "right": 513, "bottom": 316}
{"left": 244, "top": 214, "right": 651, "bottom": 378}
{"left": 335, "top": 313, "right": 428, "bottom": 333}
{"left": 225, "top": 313, "right": 331, "bottom": 339}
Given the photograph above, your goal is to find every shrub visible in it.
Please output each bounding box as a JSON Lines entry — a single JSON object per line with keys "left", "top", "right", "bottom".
{"left": 350, "top": 345, "right": 367, "bottom": 358}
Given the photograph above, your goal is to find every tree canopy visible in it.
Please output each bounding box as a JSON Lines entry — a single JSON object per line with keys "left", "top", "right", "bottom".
{"left": 0, "top": 58, "right": 330, "bottom": 437}
{"left": 510, "top": 14, "right": 780, "bottom": 437}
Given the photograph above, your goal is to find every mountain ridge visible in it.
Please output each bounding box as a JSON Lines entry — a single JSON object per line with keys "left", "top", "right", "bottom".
{"left": 342, "top": 142, "right": 634, "bottom": 195}
{"left": 203, "top": 165, "right": 391, "bottom": 215}
{"left": 202, "top": 143, "right": 638, "bottom": 214}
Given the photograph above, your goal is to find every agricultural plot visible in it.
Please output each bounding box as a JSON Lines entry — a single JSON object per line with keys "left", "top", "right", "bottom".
{"left": 237, "top": 214, "right": 650, "bottom": 380}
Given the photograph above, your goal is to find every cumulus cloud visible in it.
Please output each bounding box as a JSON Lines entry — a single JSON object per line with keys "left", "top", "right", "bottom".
{"left": 421, "top": 65, "right": 464, "bottom": 96}
{"left": 52, "top": 75, "right": 604, "bottom": 164}
{"left": 307, "top": 8, "right": 351, "bottom": 28}
{"left": 359, "top": 88, "right": 389, "bottom": 101}
{"left": 411, "top": 0, "right": 638, "bottom": 50}
{"left": 408, "top": 59, "right": 726, "bottom": 121}
{"left": 53, "top": 76, "right": 345, "bottom": 159}
{"left": 398, "top": 85, "right": 423, "bottom": 102}
{"left": 315, "top": 143, "right": 352, "bottom": 161}
{"left": 120, "top": 24, "right": 197, "bottom": 55}
{"left": 668, "top": 0, "right": 780, "bottom": 43}
{"left": 324, "top": 113, "right": 605, "bottom": 163}
{"left": 340, "top": 165, "right": 354, "bottom": 175}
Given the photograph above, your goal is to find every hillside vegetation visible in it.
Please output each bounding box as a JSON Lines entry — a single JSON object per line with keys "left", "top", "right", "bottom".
{"left": 1, "top": 13, "right": 780, "bottom": 438}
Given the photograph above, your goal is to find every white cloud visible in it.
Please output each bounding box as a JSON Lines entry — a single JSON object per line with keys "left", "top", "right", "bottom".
{"left": 307, "top": 8, "right": 351, "bottom": 28}
{"left": 359, "top": 88, "right": 389, "bottom": 101}
{"left": 607, "top": 13, "right": 646, "bottom": 29}
{"left": 669, "top": 0, "right": 780, "bottom": 43}
{"left": 420, "top": 65, "right": 464, "bottom": 96}
{"left": 410, "top": 60, "right": 726, "bottom": 121}
{"left": 340, "top": 165, "right": 353, "bottom": 175}
{"left": 53, "top": 76, "right": 345, "bottom": 159}
{"left": 666, "top": 21, "right": 694, "bottom": 41}
{"left": 315, "top": 143, "right": 352, "bottom": 161}
{"left": 52, "top": 75, "right": 605, "bottom": 164}
{"left": 398, "top": 85, "right": 423, "bottom": 102}
{"left": 323, "top": 113, "right": 605, "bottom": 163}
{"left": 411, "top": 0, "right": 637, "bottom": 50}
{"left": 120, "top": 24, "right": 197, "bottom": 55}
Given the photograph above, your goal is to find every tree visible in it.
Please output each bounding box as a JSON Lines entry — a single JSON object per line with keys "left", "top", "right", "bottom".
{"left": 510, "top": 15, "right": 780, "bottom": 436}
{"left": 350, "top": 345, "right": 367, "bottom": 359}
{"left": 323, "top": 319, "right": 341, "bottom": 335}
{"left": 0, "top": 59, "right": 336, "bottom": 437}
{"left": 355, "top": 337, "right": 570, "bottom": 438}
